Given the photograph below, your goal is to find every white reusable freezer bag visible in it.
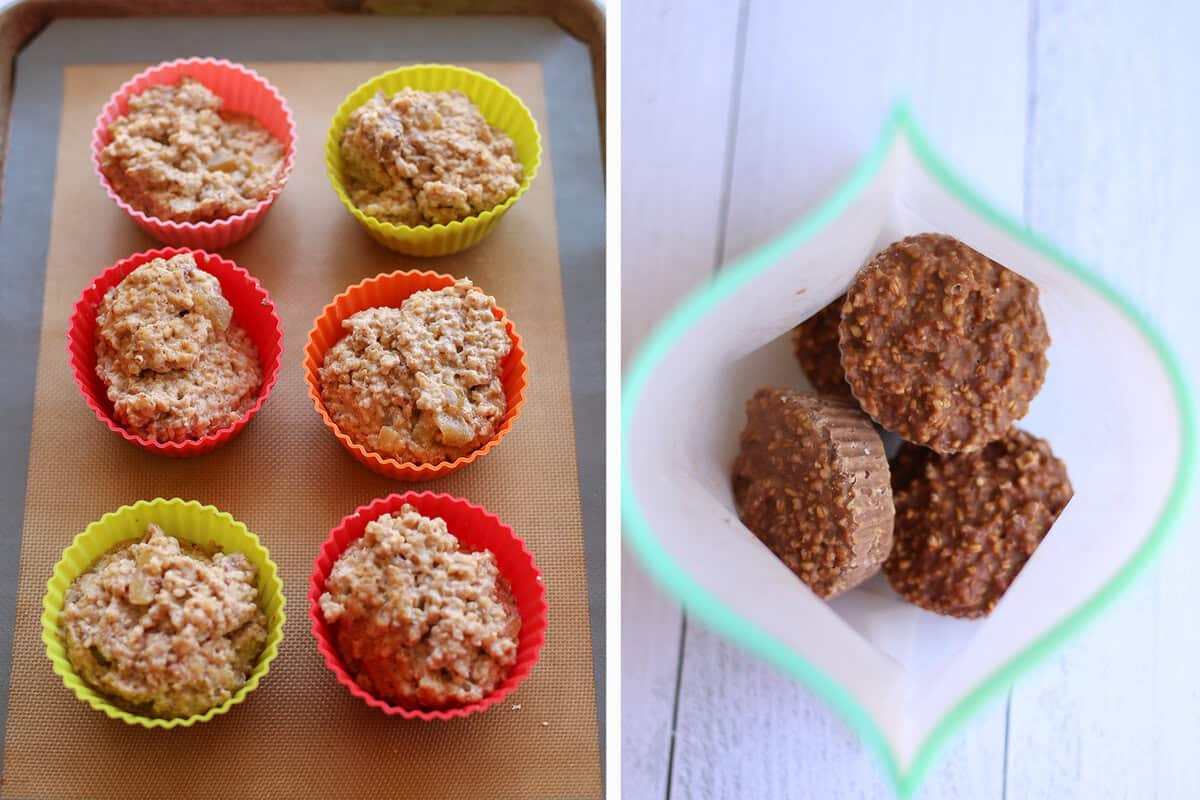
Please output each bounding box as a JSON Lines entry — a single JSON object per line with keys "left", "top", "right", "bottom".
{"left": 622, "top": 105, "right": 1197, "bottom": 796}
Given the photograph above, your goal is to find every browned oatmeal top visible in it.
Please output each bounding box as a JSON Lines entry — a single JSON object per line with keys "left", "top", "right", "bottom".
{"left": 339, "top": 88, "right": 523, "bottom": 226}
{"left": 884, "top": 428, "right": 1073, "bottom": 618}
{"left": 100, "top": 77, "right": 285, "bottom": 223}
{"left": 319, "top": 505, "right": 521, "bottom": 708}
{"left": 791, "top": 294, "right": 852, "bottom": 398}
{"left": 839, "top": 233, "right": 1050, "bottom": 454}
{"left": 732, "top": 388, "right": 894, "bottom": 598}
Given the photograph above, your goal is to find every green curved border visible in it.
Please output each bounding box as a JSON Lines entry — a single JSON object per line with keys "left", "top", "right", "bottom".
{"left": 621, "top": 101, "right": 1200, "bottom": 797}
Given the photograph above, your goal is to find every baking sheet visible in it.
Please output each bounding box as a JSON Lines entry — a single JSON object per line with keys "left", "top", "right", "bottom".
{"left": 0, "top": 42, "right": 601, "bottom": 800}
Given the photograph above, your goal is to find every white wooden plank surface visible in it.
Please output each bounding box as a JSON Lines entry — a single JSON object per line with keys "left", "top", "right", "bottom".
{"left": 623, "top": 0, "right": 1199, "bottom": 797}
{"left": 1006, "top": 2, "right": 1200, "bottom": 797}
{"left": 718, "top": 0, "right": 907, "bottom": 262}
{"left": 620, "top": 2, "right": 745, "bottom": 798}
{"left": 619, "top": 0, "right": 745, "bottom": 362}
{"left": 666, "top": 2, "right": 1028, "bottom": 798}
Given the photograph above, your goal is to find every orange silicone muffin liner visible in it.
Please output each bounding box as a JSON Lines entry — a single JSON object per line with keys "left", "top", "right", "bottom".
{"left": 67, "top": 247, "right": 283, "bottom": 457}
{"left": 308, "top": 492, "right": 547, "bottom": 720}
{"left": 303, "top": 270, "right": 528, "bottom": 481}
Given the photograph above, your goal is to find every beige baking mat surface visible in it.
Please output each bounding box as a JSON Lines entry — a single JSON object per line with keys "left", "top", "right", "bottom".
{"left": 0, "top": 61, "right": 601, "bottom": 800}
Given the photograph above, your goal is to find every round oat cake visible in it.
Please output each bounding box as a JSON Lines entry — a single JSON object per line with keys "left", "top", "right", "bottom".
{"left": 318, "top": 505, "right": 521, "bottom": 708}
{"left": 60, "top": 524, "right": 267, "bottom": 718}
{"left": 100, "top": 77, "right": 285, "bottom": 223}
{"left": 884, "top": 429, "right": 1073, "bottom": 618}
{"left": 839, "top": 233, "right": 1050, "bottom": 454}
{"left": 340, "top": 87, "right": 523, "bottom": 226}
{"left": 94, "top": 254, "right": 262, "bottom": 442}
{"left": 318, "top": 279, "right": 511, "bottom": 465}
{"left": 791, "top": 294, "right": 852, "bottom": 398}
{"left": 731, "top": 388, "right": 894, "bottom": 598}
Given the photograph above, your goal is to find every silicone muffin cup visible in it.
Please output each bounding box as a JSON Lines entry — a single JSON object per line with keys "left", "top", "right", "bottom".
{"left": 308, "top": 492, "right": 547, "bottom": 720}
{"left": 43, "top": 498, "right": 286, "bottom": 728}
{"left": 68, "top": 247, "right": 283, "bottom": 457}
{"left": 303, "top": 270, "right": 527, "bottom": 481}
{"left": 92, "top": 57, "right": 297, "bottom": 250}
{"left": 325, "top": 64, "right": 541, "bottom": 256}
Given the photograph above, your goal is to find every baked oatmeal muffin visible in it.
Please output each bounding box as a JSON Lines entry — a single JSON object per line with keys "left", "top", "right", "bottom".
{"left": 791, "top": 295, "right": 852, "bottom": 398}
{"left": 318, "top": 279, "right": 511, "bottom": 464}
{"left": 839, "top": 234, "right": 1050, "bottom": 454}
{"left": 60, "top": 524, "right": 267, "bottom": 718}
{"left": 732, "top": 388, "right": 894, "bottom": 598}
{"left": 94, "top": 254, "right": 262, "bottom": 442}
{"left": 99, "top": 77, "right": 285, "bottom": 223}
{"left": 319, "top": 505, "right": 521, "bottom": 708}
{"left": 884, "top": 428, "right": 1073, "bottom": 618}
{"left": 339, "top": 88, "right": 523, "bottom": 226}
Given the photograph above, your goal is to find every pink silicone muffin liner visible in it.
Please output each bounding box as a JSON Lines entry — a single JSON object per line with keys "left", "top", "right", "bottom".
{"left": 309, "top": 492, "right": 548, "bottom": 720}
{"left": 91, "top": 58, "right": 297, "bottom": 250}
{"left": 67, "top": 247, "right": 283, "bottom": 457}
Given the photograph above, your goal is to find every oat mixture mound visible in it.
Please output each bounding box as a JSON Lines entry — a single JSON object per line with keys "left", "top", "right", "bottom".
{"left": 339, "top": 88, "right": 523, "bottom": 226}
{"left": 60, "top": 524, "right": 267, "bottom": 718}
{"left": 100, "top": 77, "right": 285, "bottom": 223}
{"left": 732, "top": 388, "right": 894, "bottom": 598}
{"left": 884, "top": 428, "right": 1073, "bottom": 618}
{"left": 791, "top": 294, "right": 852, "bottom": 398}
{"left": 94, "top": 254, "right": 262, "bottom": 442}
{"left": 839, "top": 233, "right": 1050, "bottom": 454}
{"left": 95, "top": 254, "right": 233, "bottom": 375}
{"left": 319, "top": 505, "right": 521, "bottom": 708}
{"left": 319, "top": 279, "right": 511, "bottom": 464}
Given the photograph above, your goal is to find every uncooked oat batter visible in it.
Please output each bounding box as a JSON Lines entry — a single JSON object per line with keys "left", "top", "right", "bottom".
{"left": 95, "top": 253, "right": 233, "bottom": 375}
{"left": 339, "top": 87, "right": 523, "bottom": 226}
{"left": 318, "top": 279, "right": 511, "bottom": 464}
{"left": 94, "top": 254, "right": 262, "bottom": 442}
{"left": 99, "top": 77, "right": 285, "bottom": 223}
{"left": 60, "top": 525, "right": 267, "bottom": 718}
{"left": 319, "top": 505, "right": 521, "bottom": 708}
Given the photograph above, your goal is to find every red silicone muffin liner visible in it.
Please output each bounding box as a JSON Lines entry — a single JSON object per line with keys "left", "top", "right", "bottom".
{"left": 67, "top": 247, "right": 283, "bottom": 457}
{"left": 309, "top": 492, "right": 548, "bottom": 720}
{"left": 302, "top": 270, "right": 528, "bottom": 481}
{"left": 91, "top": 58, "right": 297, "bottom": 250}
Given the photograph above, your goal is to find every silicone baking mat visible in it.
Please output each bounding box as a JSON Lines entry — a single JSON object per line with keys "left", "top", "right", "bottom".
{"left": 0, "top": 53, "right": 601, "bottom": 799}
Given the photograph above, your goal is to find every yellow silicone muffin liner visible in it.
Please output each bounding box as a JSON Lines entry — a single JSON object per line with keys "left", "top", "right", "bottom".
{"left": 325, "top": 64, "right": 542, "bottom": 256}
{"left": 42, "top": 498, "right": 286, "bottom": 728}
